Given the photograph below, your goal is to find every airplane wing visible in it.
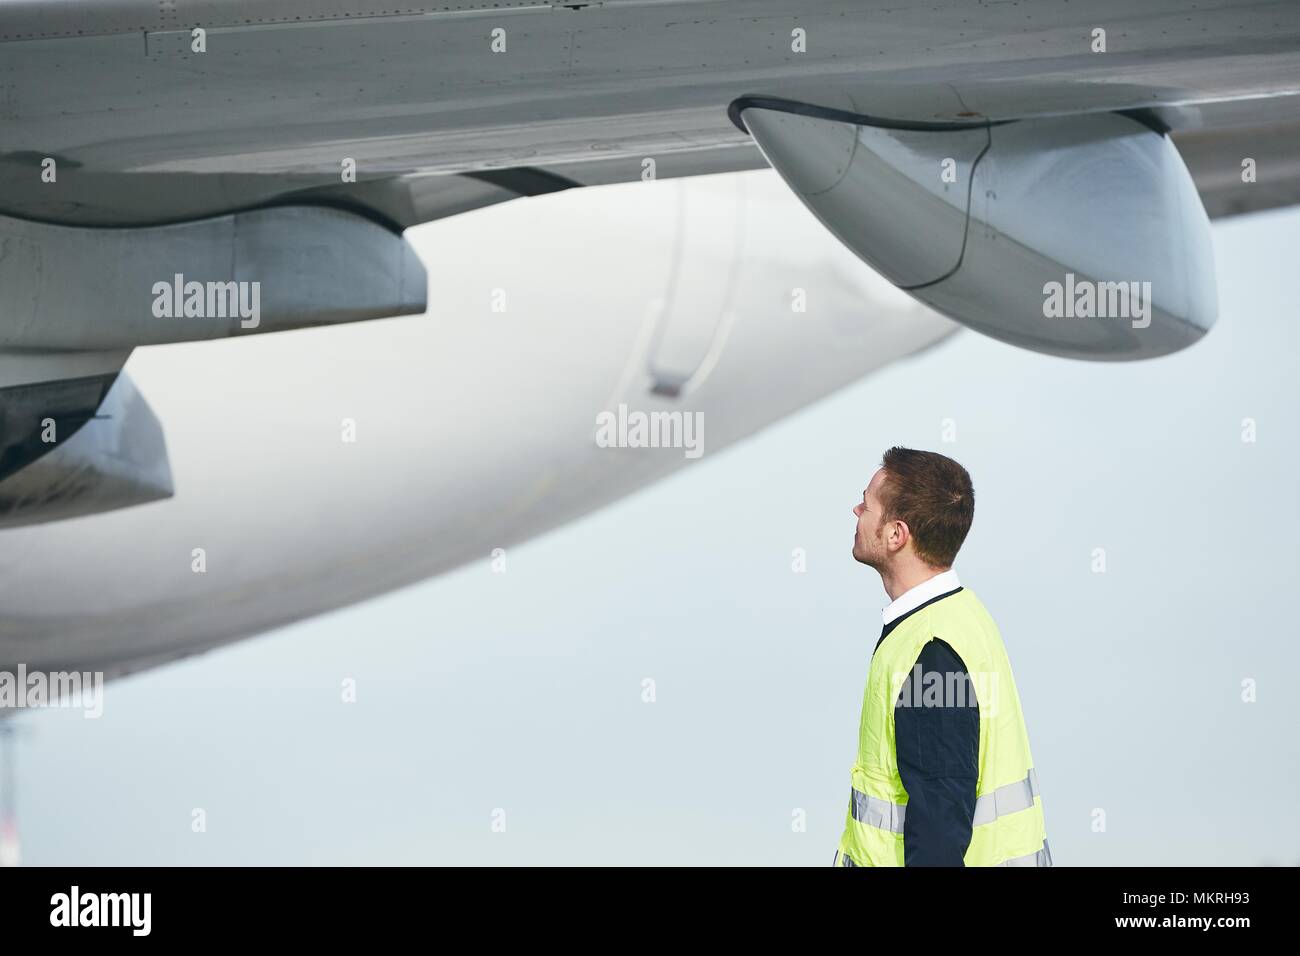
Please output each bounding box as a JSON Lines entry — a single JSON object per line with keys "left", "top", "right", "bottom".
{"left": 1176, "top": 122, "right": 1300, "bottom": 220}
{"left": 2, "top": 0, "right": 1299, "bottom": 681}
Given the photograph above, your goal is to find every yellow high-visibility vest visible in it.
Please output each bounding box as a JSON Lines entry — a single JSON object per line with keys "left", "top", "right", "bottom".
{"left": 835, "top": 587, "right": 1051, "bottom": 866}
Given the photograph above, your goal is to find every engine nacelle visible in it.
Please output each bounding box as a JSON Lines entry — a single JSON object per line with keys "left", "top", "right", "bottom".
{"left": 0, "top": 373, "right": 171, "bottom": 528}
{"left": 0, "top": 205, "right": 427, "bottom": 351}
{"left": 0, "top": 204, "right": 427, "bottom": 504}
{"left": 737, "top": 98, "right": 1217, "bottom": 361}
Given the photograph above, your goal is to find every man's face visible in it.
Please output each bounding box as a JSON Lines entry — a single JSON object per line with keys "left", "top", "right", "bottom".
{"left": 852, "top": 468, "right": 891, "bottom": 568}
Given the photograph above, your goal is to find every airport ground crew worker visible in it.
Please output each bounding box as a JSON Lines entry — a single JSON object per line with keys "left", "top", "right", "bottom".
{"left": 834, "top": 447, "right": 1051, "bottom": 867}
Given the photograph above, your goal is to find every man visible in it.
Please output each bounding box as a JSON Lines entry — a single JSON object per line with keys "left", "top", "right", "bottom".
{"left": 833, "top": 447, "right": 1051, "bottom": 867}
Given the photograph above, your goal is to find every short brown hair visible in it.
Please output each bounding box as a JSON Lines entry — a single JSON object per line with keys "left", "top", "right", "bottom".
{"left": 877, "top": 447, "right": 974, "bottom": 568}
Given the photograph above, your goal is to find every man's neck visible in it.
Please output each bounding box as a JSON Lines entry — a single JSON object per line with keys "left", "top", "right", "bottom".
{"left": 880, "top": 563, "right": 950, "bottom": 603}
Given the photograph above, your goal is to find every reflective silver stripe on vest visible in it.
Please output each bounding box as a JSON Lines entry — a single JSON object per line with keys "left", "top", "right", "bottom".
{"left": 849, "top": 789, "right": 906, "bottom": 833}
{"left": 997, "top": 838, "right": 1053, "bottom": 867}
{"left": 852, "top": 769, "right": 1043, "bottom": 840}
{"left": 972, "top": 768, "right": 1041, "bottom": 826}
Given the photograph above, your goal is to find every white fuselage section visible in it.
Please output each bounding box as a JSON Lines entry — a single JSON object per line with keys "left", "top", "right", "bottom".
{"left": 0, "top": 171, "right": 956, "bottom": 675}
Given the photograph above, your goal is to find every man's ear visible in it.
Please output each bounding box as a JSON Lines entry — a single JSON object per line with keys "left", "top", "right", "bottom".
{"left": 889, "top": 519, "right": 911, "bottom": 553}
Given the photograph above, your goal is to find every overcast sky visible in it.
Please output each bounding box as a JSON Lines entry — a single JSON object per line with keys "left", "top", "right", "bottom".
{"left": 7, "top": 205, "right": 1298, "bottom": 867}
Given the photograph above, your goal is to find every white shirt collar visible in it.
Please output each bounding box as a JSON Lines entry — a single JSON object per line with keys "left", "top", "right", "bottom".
{"left": 882, "top": 569, "right": 961, "bottom": 626}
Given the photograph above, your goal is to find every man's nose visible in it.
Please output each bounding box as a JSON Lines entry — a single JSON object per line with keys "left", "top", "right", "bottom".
{"left": 853, "top": 504, "right": 863, "bottom": 517}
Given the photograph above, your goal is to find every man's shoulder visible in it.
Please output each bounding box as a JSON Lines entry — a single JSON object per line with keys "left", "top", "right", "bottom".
{"left": 921, "top": 585, "right": 999, "bottom": 629}
{"left": 917, "top": 636, "right": 970, "bottom": 673}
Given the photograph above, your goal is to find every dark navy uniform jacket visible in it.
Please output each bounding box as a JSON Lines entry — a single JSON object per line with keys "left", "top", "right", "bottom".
{"left": 873, "top": 582, "right": 980, "bottom": 867}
